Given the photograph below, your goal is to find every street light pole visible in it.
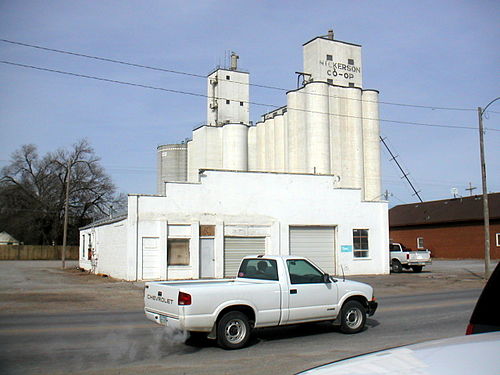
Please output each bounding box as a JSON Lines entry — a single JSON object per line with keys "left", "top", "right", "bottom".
{"left": 477, "top": 96, "right": 499, "bottom": 279}
{"left": 62, "top": 159, "right": 71, "bottom": 269}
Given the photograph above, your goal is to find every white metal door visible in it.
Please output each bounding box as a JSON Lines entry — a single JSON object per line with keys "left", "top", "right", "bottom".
{"left": 224, "top": 237, "right": 266, "bottom": 277}
{"left": 142, "top": 237, "right": 161, "bottom": 280}
{"left": 200, "top": 238, "right": 215, "bottom": 278}
{"left": 289, "top": 226, "right": 335, "bottom": 274}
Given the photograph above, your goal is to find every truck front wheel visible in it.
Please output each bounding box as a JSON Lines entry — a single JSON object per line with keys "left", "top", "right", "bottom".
{"left": 217, "top": 311, "right": 251, "bottom": 349}
{"left": 340, "top": 300, "right": 367, "bottom": 334}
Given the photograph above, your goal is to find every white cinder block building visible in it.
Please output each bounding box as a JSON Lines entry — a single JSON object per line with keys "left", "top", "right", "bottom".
{"left": 80, "top": 30, "right": 389, "bottom": 280}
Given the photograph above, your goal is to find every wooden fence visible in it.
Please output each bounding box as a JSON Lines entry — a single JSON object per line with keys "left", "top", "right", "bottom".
{"left": 0, "top": 245, "right": 79, "bottom": 260}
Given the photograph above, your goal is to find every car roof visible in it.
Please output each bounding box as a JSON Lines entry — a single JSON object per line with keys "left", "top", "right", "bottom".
{"left": 299, "top": 332, "right": 500, "bottom": 375}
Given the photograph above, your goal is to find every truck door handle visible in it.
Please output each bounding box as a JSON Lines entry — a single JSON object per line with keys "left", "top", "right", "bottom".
{"left": 290, "top": 289, "right": 297, "bottom": 294}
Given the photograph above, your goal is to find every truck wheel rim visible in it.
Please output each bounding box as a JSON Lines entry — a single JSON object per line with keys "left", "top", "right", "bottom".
{"left": 346, "top": 308, "right": 362, "bottom": 329}
{"left": 225, "top": 319, "right": 246, "bottom": 344}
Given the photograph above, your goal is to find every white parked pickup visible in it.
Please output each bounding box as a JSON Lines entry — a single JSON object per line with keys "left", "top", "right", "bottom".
{"left": 390, "top": 242, "right": 432, "bottom": 273}
{"left": 144, "top": 255, "right": 378, "bottom": 349}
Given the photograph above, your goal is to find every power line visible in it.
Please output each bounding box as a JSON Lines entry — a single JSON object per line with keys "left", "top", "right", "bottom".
{"left": 1, "top": 38, "right": 489, "bottom": 113}
{"left": 2, "top": 59, "right": 499, "bottom": 132}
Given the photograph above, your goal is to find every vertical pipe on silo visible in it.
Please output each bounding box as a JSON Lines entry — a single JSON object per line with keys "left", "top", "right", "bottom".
{"left": 287, "top": 89, "right": 307, "bottom": 173}
{"left": 256, "top": 122, "right": 265, "bottom": 171}
{"left": 343, "top": 88, "right": 364, "bottom": 192}
{"left": 329, "top": 86, "right": 342, "bottom": 178}
{"left": 283, "top": 112, "right": 289, "bottom": 172}
{"left": 274, "top": 115, "right": 285, "bottom": 172}
{"left": 187, "top": 134, "right": 199, "bottom": 183}
{"left": 157, "top": 145, "right": 164, "bottom": 194}
{"left": 248, "top": 125, "right": 257, "bottom": 171}
{"left": 362, "top": 90, "right": 381, "bottom": 201}
{"left": 306, "top": 82, "right": 330, "bottom": 174}
{"left": 222, "top": 123, "right": 248, "bottom": 170}
{"left": 265, "top": 117, "right": 275, "bottom": 172}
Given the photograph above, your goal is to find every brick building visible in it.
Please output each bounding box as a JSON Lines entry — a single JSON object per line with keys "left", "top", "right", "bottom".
{"left": 389, "top": 193, "right": 500, "bottom": 259}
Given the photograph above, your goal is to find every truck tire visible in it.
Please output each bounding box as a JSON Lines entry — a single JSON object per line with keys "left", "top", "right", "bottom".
{"left": 340, "top": 300, "right": 366, "bottom": 334}
{"left": 391, "top": 259, "right": 403, "bottom": 273}
{"left": 217, "top": 311, "right": 251, "bottom": 349}
{"left": 412, "top": 265, "right": 423, "bottom": 273}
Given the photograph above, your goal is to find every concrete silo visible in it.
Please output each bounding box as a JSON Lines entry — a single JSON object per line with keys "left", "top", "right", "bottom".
{"left": 157, "top": 144, "right": 188, "bottom": 194}
{"left": 362, "top": 89, "right": 381, "bottom": 201}
{"left": 222, "top": 123, "right": 248, "bottom": 170}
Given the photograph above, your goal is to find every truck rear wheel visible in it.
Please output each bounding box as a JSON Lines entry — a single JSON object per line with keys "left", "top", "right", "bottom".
{"left": 340, "top": 300, "right": 366, "bottom": 334}
{"left": 217, "top": 311, "right": 251, "bottom": 349}
{"left": 412, "top": 265, "right": 423, "bottom": 273}
{"left": 391, "top": 259, "right": 403, "bottom": 273}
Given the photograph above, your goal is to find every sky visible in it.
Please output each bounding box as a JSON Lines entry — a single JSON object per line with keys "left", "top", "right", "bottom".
{"left": 1, "top": 1, "right": 499, "bottom": 207}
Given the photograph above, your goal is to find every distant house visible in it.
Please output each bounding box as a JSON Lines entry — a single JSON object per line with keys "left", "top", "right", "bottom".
{"left": 0, "top": 232, "right": 20, "bottom": 245}
{"left": 389, "top": 193, "right": 500, "bottom": 259}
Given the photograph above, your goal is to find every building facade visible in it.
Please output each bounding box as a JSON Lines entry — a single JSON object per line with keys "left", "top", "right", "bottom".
{"left": 81, "top": 31, "right": 389, "bottom": 280}
{"left": 389, "top": 193, "right": 500, "bottom": 259}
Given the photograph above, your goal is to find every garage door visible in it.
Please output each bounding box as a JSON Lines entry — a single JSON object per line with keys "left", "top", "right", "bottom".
{"left": 142, "top": 237, "right": 161, "bottom": 280}
{"left": 289, "top": 226, "right": 335, "bottom": 274}
{"left": 224, "top": 237, "right": 266, "bottom": 277}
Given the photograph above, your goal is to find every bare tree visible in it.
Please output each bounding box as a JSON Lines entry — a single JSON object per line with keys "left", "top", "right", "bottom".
{"left": 0, "top": 140, "right": 124, "bottom": 245}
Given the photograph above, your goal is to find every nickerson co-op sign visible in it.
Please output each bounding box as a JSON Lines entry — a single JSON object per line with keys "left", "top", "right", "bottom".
{"left": 319, "top": 59, "right": 361, "bottom": 81}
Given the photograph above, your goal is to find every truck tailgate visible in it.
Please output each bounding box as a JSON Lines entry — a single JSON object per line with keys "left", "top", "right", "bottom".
{"left": 409, "top": 251, "right": 431, "bottom": 262}
{"left": 144, "top": 282, "right": 180, "bottom": 319}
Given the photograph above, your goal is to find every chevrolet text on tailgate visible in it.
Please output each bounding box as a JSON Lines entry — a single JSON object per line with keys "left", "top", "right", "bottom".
{"left": 144, "top": 255, "right": 378, "bottom": 349}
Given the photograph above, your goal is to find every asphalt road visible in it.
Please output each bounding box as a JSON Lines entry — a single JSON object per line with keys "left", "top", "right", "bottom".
{"left": 0, "top": 288, "right": 482, "bottom": 375}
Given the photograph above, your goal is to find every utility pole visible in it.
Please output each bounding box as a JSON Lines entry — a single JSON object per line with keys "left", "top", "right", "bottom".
{"left": 62, "top": 160, "right": 71, "bottom": 269}
{"left": 465, "top": 182, "right": 476, "bottom": 196}
{"left": 477, "top": 96, "right": 499, "bottom": 279}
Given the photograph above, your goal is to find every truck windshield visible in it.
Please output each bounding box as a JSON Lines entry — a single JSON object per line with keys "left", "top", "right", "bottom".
{"left": 238, "top": 259, "right": 279, "bottom": 281}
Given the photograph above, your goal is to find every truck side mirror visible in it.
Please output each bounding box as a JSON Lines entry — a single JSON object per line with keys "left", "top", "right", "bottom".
{"left": 323, "top": 274, "right": 331, "bottom": 283}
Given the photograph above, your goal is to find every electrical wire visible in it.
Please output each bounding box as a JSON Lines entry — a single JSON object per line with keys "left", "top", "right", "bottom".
{"left": 2, "top": 38, "right": 492, "bottom": 113}
{"left": 3, "top": 60, "right": 498, "bottom": 132}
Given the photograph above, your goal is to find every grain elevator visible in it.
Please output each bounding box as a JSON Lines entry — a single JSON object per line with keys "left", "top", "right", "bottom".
{"left": 157, "top": 31, "right": 381, "bottom": 201}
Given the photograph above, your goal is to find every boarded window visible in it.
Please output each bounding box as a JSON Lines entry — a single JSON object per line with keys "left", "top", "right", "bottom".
{"left": 200, "top": 225, "right": 215, "bottom": 237}
{"left": 353, "top": 229, "right": 369, "bottom": 258}
{"left": 168, "top": 239, "right": 190, "bottom": 265}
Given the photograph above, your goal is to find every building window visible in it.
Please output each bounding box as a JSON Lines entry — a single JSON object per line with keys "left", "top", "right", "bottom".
{"left": 326, "top": 54, "right": 332, "bottom": 61}
{"left": 327, "top": 79, "right": 333, "bottom": 84}
{"left": 348, "top": 82, "right": 355, "bottom": 87}
{"left": 240, "top": 101, "right": 244, "bottom": 106}
{"left": 226, "top": 99, "right": 230, "bottom": 104}
{"left": 87, "top": 234, "right": 92, "bottom": 260}
{"left": 417, "top": 237, "right": 425, "bottom": 249}
{"left": 353, "top": 229, "right": 369, "bottom": 258}
{"left": 348, "top": 58, "right": 354, "bottom": 65}
{"left": 226, "top": 75, "right": 230, "bottom": 80}
{"left": 168, "top": 239, "right": 190, "bottom": 265}
{"left": 81, "top": 235, "right": 85, "bottom": 259}
{"left": 496, "top": 233, "right": 500, "bottom": 247}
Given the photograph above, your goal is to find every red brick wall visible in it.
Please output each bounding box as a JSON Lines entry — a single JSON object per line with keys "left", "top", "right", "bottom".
{"left": 390, "top": 221, "right": 500, "bottom": 259}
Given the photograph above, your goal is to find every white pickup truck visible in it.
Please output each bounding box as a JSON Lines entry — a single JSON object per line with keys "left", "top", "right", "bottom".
{"left": 144, "top": 255, "right": 377, "bottom": 349}
{"left": 390, "top": 242, "right": 432, "bottom": 273}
